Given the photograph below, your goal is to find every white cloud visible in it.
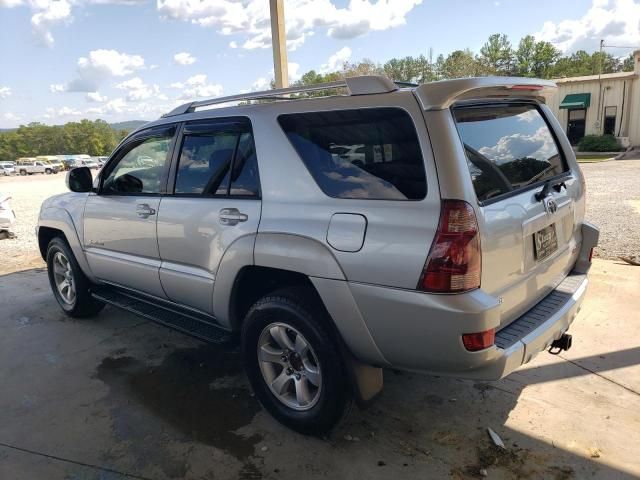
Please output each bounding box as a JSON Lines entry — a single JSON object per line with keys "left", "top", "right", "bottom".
{"left": 173, "top": 51, "right": 196, "bottom": 65}
{"left": 50, "top": 83, "right": 65, "bottom": 92}
{"left": 115, "top": 76, "right": 162, "bottom": 101}
{"left": 252, "top": 77, "right": 269, "bottom": 90}
{"left": 158, "top": 0, "right": 422, "bottom": 51}
{"left": 59, "top": 49, "right": 145, "bottom": 92}
{"left": 320, "top": 46, "right": 351, "bottom": 74}
{"left": 479, "top": 127, "right": 556, "bottom": 164}
{"left": 78, "top": 49, "right": 145, "bottom": 76}
{"left": 178, "top": 74, "right": 223, "bottom": 99}
{"left": 3, "top": 112, "right": 22, "bottom": 122}
{"left": 535, "top": 0, "right": 640, "bottom": 54}
{"left": 288, "top": 62, "right": 301, "bottom": 82}
{"left": 86, "top": 91, "right": 107, "bottom": 102}
{"left": 0, "top": 86, "right": 12, "bottom": 99}
{"left": 169, "top": 81, "right": 184, "bottom": 89}
{"left": 58, "top": 106, "right": 82, "bottom": 116}
{"left": 1, "top": 0, "right": 145, "bottom": 47}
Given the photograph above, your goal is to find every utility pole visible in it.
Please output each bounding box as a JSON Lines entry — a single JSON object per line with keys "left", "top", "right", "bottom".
{"left": 270, "top": 0, "right": 289, "bottom": 88}
{"left": 597, "top": 39, "right": 604, "bottom": 134}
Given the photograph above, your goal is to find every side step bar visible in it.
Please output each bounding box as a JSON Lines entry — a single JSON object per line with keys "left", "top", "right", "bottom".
{"left": 92, "top": 287, "right": 232, "bottom": 344}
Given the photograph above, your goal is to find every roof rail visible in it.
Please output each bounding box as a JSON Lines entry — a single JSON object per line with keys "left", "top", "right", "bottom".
{"left": 163, "top": 75, "right": 398, "bottom": 117}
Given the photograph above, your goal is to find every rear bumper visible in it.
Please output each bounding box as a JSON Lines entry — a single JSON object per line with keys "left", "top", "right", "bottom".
{"left": 348, "top": 270, "right": 589, "bottom": 380}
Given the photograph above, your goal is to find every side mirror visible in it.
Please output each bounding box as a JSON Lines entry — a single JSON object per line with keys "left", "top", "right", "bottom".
{"left": 66, "top": 167, "right": 93, "bottom": 192}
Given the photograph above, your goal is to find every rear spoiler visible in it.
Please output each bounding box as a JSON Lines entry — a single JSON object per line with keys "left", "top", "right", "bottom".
{"left": 413, "top": 77, "right": 557, "bottom": 111}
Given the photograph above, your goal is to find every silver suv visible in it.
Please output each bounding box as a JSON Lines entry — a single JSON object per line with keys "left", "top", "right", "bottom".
{"left": 37, "top": 75, "right": 599, "bottom": 434}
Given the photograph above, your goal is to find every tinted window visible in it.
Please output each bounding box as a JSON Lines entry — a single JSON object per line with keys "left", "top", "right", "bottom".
{"left": 278, "top": 108, "right": 426, "bottom": 200}
{"left": 102, "top": 133, "right": 173, "bottom": 194}
{"left": 453, "top": 104, "right": 567, "bottom": 202}
{"left": 174, "top": 122, "right": 259, "bottom": 197}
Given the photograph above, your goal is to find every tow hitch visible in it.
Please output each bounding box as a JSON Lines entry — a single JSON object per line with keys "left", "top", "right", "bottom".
{"left": 548, "top": 333, "right": 572, "bottom": 354}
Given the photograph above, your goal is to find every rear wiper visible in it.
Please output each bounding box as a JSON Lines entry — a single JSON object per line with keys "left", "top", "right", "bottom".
{"left": 535, "top": 178, "right": 567, "bottom": 201}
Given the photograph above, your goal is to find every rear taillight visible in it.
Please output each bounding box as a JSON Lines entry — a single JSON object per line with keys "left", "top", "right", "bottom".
{"left": 418, "top": 200, "right": 481, "bottom": 293}
{"left": 462, "top": 329, "right": 495, "bottom": 351}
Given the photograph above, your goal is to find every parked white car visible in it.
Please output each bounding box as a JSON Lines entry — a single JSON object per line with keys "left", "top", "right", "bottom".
{"left": 0, "top": 194, "right": 16, "bottom": 232}
{"left": 0, "top": 162, "right": 15, "bottom": 176}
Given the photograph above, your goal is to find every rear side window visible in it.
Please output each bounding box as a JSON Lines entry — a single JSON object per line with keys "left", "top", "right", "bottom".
{"left": 453, "top": 104, "right": 568, "bottom": 203}
{"left": 174, "top": 119, "right": 260, "bottom": 198}
{"left": 278, "top": 108, "right": 426, "bottom": 200}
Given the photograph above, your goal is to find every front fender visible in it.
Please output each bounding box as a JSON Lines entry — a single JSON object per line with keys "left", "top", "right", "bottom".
{"left": 38, "top": 207, "right": 96, "bottom": 282}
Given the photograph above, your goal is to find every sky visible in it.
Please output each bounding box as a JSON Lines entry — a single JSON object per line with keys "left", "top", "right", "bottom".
{"left": 1, "top": 0, "right": 639, "bottom": 128}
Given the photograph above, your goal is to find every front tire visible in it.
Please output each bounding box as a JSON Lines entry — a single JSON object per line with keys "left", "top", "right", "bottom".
{"left": 19, "top": 169, "right": 26, "bottom": 176}
{"left": 46, "top": 237, "right": 104, "bottom": 318}
{"left": 242, "top": 287, "right": 351, "bottom": 435}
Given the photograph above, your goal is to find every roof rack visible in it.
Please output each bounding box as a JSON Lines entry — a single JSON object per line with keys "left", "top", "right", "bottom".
{"left": 163, "top": 75, "right": 399, "bottom": 117}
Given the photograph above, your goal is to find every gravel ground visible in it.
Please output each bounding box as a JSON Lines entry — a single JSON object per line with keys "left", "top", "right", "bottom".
{"left": 0, "top": 173, "right": 67, "bottom": 274}
{"left": 580, "top": 160, "right": 640, "bottom": 260}
{"left": 0, "top": 160, "right": 637, "bottom": 274}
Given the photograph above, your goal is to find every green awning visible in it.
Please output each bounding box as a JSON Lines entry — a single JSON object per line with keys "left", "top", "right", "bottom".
{"left": 559, "top": 93, "right": 591, "bottom": 109}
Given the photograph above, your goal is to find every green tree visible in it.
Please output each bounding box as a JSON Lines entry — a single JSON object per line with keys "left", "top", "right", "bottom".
{"left": 479, "top": 34, "right": 514, "bottom": 75}
{"left": 622, "top": 53, "right": 636, "bottom": 71}
{"left": 382, "top": 55, "right": 435, "bottom": 84}
{"left": 437, "top": 50, "right": 482, "bottom": 79}
{"left": 514, "top": 35, "right": 561, "bottom": 78}
{"left": 0, "top": 119, "right": 124, "bottom": 161}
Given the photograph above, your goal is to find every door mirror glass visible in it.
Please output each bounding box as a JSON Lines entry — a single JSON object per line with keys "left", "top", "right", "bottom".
{"left": 66, "top": 167, "right": 93, "bottom": 192}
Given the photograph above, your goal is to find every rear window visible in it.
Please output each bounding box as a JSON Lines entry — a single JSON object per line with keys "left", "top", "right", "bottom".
{"left": 453, "top": 104, "right": 568, "bottom": 203}
{"left": 278, "top": 108, "right": 426, "bottom": 200}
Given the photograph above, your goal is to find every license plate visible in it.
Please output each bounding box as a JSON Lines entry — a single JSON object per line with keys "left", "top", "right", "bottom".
{"left": 533, "top": 224, "right": 558, "bottom": 261}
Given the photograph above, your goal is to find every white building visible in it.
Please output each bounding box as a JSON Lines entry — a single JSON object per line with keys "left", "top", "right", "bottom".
{"left": 547, "top": 50, "right": 640, "bottom": 148}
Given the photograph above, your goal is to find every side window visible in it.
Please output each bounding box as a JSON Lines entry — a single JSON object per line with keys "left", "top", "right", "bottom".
{"left": 102, "top": 131, "right": 173, "bottom": 194}
{"left": 229, "top": 132, "right": 260, "bottom": 197}
{"left": 174, "top": 120, "right": 260, "bottom": 198}
{"left": 453, "top": 104, "right": 568, "bottom": 203}
{"left": 278, "top": 108, "right": 427, "bottom": 200}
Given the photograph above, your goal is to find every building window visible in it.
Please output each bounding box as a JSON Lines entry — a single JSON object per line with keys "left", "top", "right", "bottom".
{"left": 567, "top": 109, "right": 587, "bottom": 146}
{"left": 603, "top": 106, "right": 617, "bottom": 136}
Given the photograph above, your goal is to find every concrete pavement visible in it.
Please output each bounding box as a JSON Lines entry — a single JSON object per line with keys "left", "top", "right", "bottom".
{"left": 0, "top": 259, "right": 638, "bottom": 479}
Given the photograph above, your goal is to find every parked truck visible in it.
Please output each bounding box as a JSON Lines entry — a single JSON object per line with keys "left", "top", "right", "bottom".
{"left": 16, "top": 158, "right": 60, "bottom": 175}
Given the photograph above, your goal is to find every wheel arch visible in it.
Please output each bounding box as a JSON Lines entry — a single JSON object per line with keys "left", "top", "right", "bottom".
{"left": 38, "top": 208, "right": 96, "bottom": 282}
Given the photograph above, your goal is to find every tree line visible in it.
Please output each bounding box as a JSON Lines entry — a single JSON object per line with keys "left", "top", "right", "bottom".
{"left": 292, "top": 33, "right": 636, "bottom": 91}
{"left": 0, "top": 119, "right": 128, "bottom": 162}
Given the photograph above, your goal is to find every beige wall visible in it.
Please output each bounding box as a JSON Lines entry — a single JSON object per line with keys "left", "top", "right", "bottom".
{"left": 547, "top": 50, "right": 640, "bottom": 147}
{"left": 547, "top": 76, "right": 634, "bottom": 140}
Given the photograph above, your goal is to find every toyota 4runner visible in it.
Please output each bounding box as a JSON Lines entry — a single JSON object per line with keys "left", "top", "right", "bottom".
{"left": 37, "top": 75, "right": 599, "bottom": 434}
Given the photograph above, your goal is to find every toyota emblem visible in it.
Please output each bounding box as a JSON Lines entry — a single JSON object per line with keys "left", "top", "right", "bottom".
{"left": 544, "top": 197, "right": 558, "bottom": 215}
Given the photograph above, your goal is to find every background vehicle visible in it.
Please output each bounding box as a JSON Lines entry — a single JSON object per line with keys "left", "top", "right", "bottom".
{"left": 0, "top": 194, "right": 16, "bottom": 232}
{"left": 0, "top": 162, "right": 15, "bottom": 176}
{"left": 37, "top": 75, "right": 598, "bottom": 434}
{"left": 17, "top": 159, "right": 59, "bottom": 175}
{"left": 36, "top": 155, "right": 65, "bottom": 172}
{"left": 79, "top": 159, "right": 100, "bottom": 169}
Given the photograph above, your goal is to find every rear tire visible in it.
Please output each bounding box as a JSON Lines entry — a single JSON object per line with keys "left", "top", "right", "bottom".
{"left": 45, "top": 168, "right": 52, "bottom": 175}
{"left": 242, "top": 287, "right": 351, "bottom": 435}
{"left": 19, "top": 170, "right": 26, "bottom": 176}
{"left": 46, "top": 237, "right": 104, "bottom": 318}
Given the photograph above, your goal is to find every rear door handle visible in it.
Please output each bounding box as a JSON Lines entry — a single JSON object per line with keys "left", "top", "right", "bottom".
{"left": 136, "top": 203, "right": 156, "bottom": 218}
{"left": 219, "top": 208, "right": 248, "bottom": 226}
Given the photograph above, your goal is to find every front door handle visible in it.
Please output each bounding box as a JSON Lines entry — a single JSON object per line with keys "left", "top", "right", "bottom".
{"left": 219, "top": 208, "right": 248, "bottom": 226}
{"left": 136, "top": 203, "right": 156, "bottom": 218}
